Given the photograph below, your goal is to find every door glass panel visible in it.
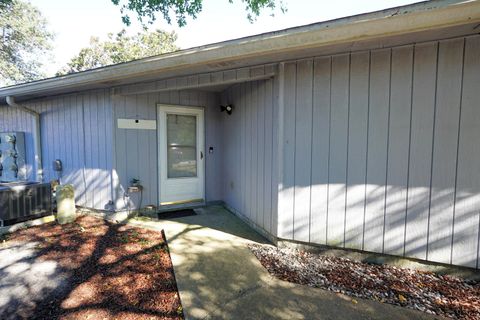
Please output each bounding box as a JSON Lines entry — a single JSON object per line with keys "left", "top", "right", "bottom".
{"left": 167, "top": 114, "right": 197, "bottom": 178}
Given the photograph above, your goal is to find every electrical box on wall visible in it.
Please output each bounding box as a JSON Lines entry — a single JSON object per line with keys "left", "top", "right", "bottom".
{"left": 0, "top": 132, "right": 27, "bottom": 182}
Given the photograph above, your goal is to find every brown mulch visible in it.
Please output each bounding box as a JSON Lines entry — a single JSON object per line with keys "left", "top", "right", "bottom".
{"left": 249, "top": 244, "right": 480, "bottom": 320}
{"left": 6, "top": 215, "right": 183, "bottom": 320}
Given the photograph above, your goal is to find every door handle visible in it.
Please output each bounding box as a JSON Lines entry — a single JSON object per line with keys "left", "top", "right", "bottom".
{"left": 200, "top": 151, "right": 204, "bottom": 160}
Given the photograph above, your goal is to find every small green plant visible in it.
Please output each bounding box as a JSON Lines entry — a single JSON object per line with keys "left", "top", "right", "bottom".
{"left": 176, "top": 305, "right": 183, "bottom": 316}
{"left": 118, "top": 234, "right": 130, "bottom": 243}
{"left": 73, "top": 222, "right": 86, "bottom": 233}
{"left": 138, "top": 237, "right": 151, "bottom": 246}
{"left": 129, "top": 230, "right": 139, "bottom": 238}
{"left": 118, "top": 229, "right": 152, "bottom": 245}
{"left": 0, "top": 234, "right": 9, "bottom": 244}
{"left": 134, "top": 215, "right": 152, "bottom": 222}
{"left": 44, "top": 237, "right": 55, "bottom": 244}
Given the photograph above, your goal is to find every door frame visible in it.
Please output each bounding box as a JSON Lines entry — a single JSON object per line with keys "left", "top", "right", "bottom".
{"left": 157, "top": 104, "right": 205, "bottom": 206}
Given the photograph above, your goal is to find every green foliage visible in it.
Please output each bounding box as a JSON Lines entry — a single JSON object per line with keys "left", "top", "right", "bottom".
{"left": 117, "top": 229, "right": 152, "bottom": 245}
{"left": 111, "top": 0, "right": 286, "bottom": 27}
{"left": 0, "top": 0, "right": 53, "bottom": 86}
{"left": 0, "top": 0, "right": 13, "bottom": 10}
{"left": 0, "top": 233, "right": 9, "bottom": 244}
{"left": 57, "top": 29, "right": 178, "bottom": 75}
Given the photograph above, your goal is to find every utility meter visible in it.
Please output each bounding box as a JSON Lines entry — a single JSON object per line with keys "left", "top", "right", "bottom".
{"left": 0, "top": 132, "right": 26, "bottom": 182}
{"left": 53, "top": 159, "right": 63, "bottom": 172}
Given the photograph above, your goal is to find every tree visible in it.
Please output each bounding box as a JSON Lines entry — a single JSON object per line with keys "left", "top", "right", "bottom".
{"left": 111, "top": 0, "right": 285, "bottom": 27}
{"left": 0, "top": 0, "right": 12, "bottom": 10}
{"left": 0, "top": 0, "right": 53, "bottom": 86}
{"left": 57, "top": 29, "right": 179, "bottom": 75}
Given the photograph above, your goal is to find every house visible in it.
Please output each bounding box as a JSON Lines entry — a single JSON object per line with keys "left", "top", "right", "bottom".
{"left": 1, "top": 0, "right": 480, "bottom": 269}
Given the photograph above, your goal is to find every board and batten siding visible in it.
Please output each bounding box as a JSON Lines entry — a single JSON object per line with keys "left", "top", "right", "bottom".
{"left": 220, "top": 79, "right": 279, "bottom": 236}
{"left": 0, "top": 89, "right": 114, "bottom": 210}
{"left": 112, "top": 89, "right": 222, "bottom": 210}
{"left": 278, "top": 34, "right": 480, "bottom": 268}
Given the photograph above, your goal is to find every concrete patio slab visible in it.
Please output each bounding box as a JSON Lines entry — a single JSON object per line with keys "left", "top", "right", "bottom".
{"left": 129, "top": 206, "right": 439, "bottom": 320}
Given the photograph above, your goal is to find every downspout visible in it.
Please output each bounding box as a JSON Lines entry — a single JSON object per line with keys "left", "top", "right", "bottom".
{"left": 5, "top": 96, "right": 43, "bottom": 182}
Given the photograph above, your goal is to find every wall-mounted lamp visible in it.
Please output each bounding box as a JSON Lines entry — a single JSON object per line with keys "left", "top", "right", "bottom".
{"left": 220, "top": 104, "right": 234, "bottom": 115}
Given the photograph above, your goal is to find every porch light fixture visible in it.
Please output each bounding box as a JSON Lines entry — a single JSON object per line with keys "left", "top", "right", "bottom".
{"left": 220, "top": 104, "right": 233, "bottom": 115}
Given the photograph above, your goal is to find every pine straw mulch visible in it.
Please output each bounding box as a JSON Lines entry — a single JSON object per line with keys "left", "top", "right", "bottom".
{"left": 249, "top": 244, "right": 480, "bottom": 320}
{"left": 4, "top": 215, "right": 183, "bottom": 320}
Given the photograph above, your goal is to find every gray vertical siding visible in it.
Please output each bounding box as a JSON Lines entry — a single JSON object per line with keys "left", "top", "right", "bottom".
{"left": 452, "top": 36, "right": 480, "bottom": 267}
{"left": 404, "top": 42, "right": 437, "bottom": 260}
{"left": 327, "top": 54, "right": 350, "bottom": 247}
{"left": 112, "top": 89, "right": 221, "bottom": 210}
{"left": 294, "top": 60, "right": 314, "bottom": 243}
{"left": 345, "top": 52, "right": 369, "bottom": 250}
{"left": 2, "top": 34, "right": 479, "bottom": 270}
{"left": 309, "top": 57, "right": 331, "bottom": 245}
{"left": 0, "top": 89, "right": 114, "bottom": 209}
{"left": 220, "top": 79, "right": 278, "bottom": 236}
{"left": 427, "top": 38, "right": 464, "bottom": 265}
{"left": 279, "top": 63, "right": 296, "bottom": 239}
{"left": 364, "top": 49, "right": 391, "bottom": 254}
{"left": 278, "top": 34, "right": 480, "bottom": 268}
{"left": 384, "top": 46, "right": 413, "bottom": 257}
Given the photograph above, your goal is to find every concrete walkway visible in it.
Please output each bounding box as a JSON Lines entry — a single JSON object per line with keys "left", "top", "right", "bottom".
{"left": 130, "top": 206, "right": 438, "bottom": 320}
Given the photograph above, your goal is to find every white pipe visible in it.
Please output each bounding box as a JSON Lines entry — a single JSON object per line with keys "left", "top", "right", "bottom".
{"left": 5, "top": 96, "right": 43, "bottom": 182}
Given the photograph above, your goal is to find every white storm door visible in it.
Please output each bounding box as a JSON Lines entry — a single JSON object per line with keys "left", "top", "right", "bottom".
{"left": 158, "top": 105, "right": 205, "bottom": 205}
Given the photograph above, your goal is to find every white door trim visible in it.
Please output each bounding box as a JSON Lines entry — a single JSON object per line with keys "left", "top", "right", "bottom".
{"left": 157, "top": 104, "right": 205, "bottom": 205}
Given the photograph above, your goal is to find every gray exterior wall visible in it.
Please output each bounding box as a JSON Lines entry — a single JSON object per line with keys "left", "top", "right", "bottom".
{"left": 277, "top": 34, "right": 480, "bottom": 268}
{"left": 1, "top": 33, "right": 479, "bottom": 269}
{"left": 220, "top": 79, "right": 279, "bottom": 236}
{"left": 0, "top": 88, "right": 222, "bottom": 212}
{"left": 0, "top": 89, "right": 114, "bottom": 209}
{"left": 112, "top": 89, "right": 222, "bottom": 210}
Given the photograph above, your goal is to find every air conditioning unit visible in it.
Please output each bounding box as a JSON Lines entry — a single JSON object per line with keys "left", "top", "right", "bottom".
{"left": 0, "top": 182, "right": 52, "bottom": 227}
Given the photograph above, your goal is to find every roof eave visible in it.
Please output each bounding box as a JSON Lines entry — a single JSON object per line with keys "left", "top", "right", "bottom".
{"left": 1, "top": 0, "right": 479, "bottom": 100}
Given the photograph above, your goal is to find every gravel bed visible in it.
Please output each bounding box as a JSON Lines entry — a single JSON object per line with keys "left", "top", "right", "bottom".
{"left": 1, "top": 215, "right": 183, "bottom": 320}
{"left": 249, "top": 244, "right": 480, "bottom": 319}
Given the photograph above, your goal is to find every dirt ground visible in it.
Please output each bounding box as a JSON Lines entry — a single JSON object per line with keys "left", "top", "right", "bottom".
{"left": 0, "top": 215, "right": 183, "bottom": 320}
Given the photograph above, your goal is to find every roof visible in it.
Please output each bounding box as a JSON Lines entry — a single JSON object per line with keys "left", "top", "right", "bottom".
{"left": 1, "top": 0, "right": 480, "bottom": 102}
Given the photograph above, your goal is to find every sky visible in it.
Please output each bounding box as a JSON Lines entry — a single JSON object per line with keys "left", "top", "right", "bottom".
{"left": 30, "top": 0, "right": 421, "bottom": 76}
